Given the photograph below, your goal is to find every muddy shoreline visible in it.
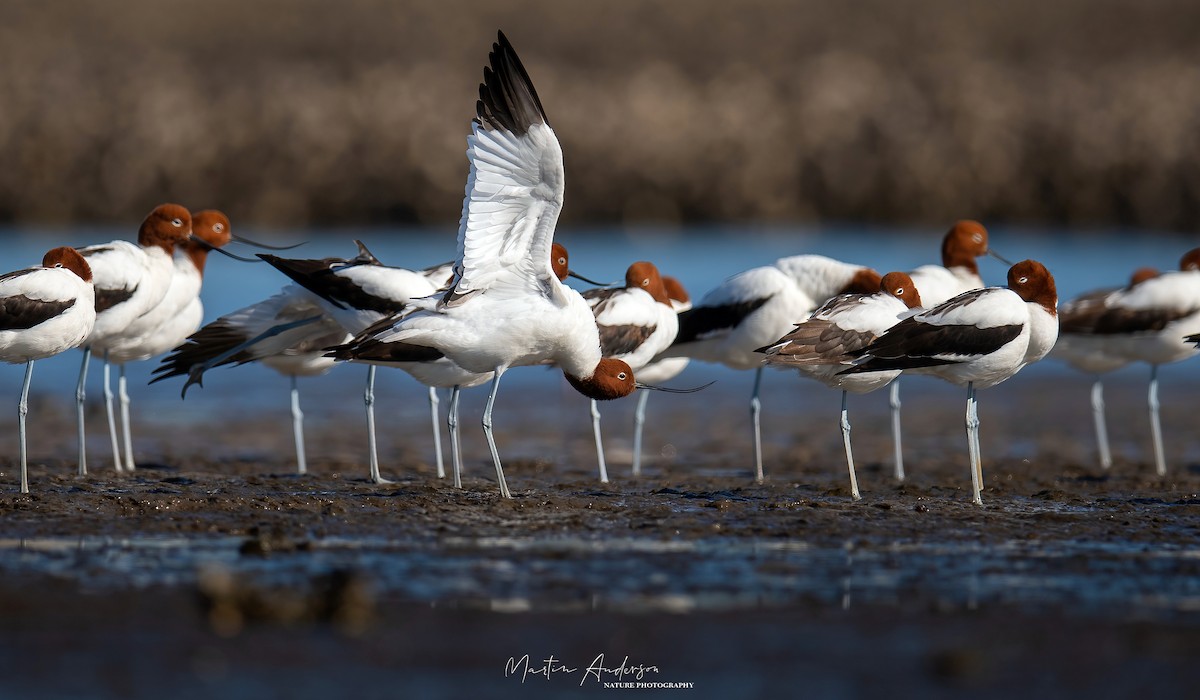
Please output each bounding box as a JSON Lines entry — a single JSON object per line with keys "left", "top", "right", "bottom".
{"left": 1, "top": 375, "right": 1199, "bottom": 697}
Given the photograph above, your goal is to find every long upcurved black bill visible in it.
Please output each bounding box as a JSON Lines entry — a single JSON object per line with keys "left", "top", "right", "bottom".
{"left": 190, "top": 235, "right": 263, "bottom": 262}
{"left": 230, "top": 233, "right": 306, "bottom": 250}
{"left": 635, "top": 380, "right": 715, "bottom": 394}
{"left": 567, "top": 270, "right": 612, "bottom": 286}
{"left": 987, "top": 249, "right": 1014, "bottom": 266}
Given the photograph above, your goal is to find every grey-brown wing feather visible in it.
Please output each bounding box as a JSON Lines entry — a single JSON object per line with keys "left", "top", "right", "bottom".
{"left": 765, "top": 319, "right": 876, "bottom": 366}
{"left": 598, "top": 323, "right": 656, "bottom": 358}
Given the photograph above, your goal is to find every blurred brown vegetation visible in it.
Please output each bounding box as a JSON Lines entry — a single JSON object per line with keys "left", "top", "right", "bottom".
{"left": 2, "top": 0, "right": 1199, "bottom": 229}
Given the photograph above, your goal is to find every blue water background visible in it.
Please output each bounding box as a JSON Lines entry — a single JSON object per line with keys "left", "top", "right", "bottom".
{"left": 1, "top": 224, "right": 1197, "bottom": 428}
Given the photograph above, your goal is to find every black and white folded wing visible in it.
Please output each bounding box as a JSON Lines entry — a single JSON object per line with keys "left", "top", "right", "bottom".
{"left": 844, "top": 288, "right": 1028, "bottom": 374}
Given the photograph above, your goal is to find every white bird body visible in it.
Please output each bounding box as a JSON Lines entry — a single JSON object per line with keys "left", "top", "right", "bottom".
{"left": 81, "top": 241, "right": 177, "bottom": 348}
{"left": 2, "top": 247, "right": 96, "bottom": 493}
{"left": 0, "top": 257, "right": 96, "bottom": 361}
{"left": 907, "top": 264, "right": 983, "bottom": 307}
{"left": 1052, "top": 252, "right": 1200, "bottom": 476}
{"left": 335, "top": 33, "right": 637, "bottom": 498}
{"left": 580, "top": 261, "right": 680, "bottom": 481}
{"left": 884, "top": 288, "right": 1035, "bottom": 389}
{"left": 765, "top": 283, "right": 919, "bottom": 394}
{"left": 72, "top": 203, "right": 194, "bottom": 476}
{"left": 384, "top": 288, "right": 602, "bottom": 379}
{"left": 586, "top": 285, "right": 679, "bottom": 372}
{"left": 1099, "top": 270, "right": 1200, "bottom": 366}
{"left": 761, "top": 271, "right": 923, "bottom": 499}
{"left": 636, "top": 293, "right": 692, "bottom": 384}
{"left": 904, "top": 221, "right": 995, "bottom": 306}
{"left": 1052, "top": 285, "right": 1132, "bottom": 375}
{"left": 671, "top": 256, "right": 881, "bottom": 370}
{"left": 844, "top": 260, "right": 1058, "bottom": 504}
{"left": 886, "top": 220, "right": 997, "bottom": 481}
{"left": 661, "top": 254, "right": 881, "bottom": 482}
{"left": 101, "top": 248, "right": 203, "bottom": 364}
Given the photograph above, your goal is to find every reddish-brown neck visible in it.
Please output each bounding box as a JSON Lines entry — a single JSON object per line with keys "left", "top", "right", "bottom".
{"left": 1180, "top": 248, "right": 1200, "bottom": 272}
{"left": 551, "top": 243, "right": 570, "bottom": 282}
{"left": 137, "top": 203, "right": 192, "bottom": 254}
{"left": 626, "top": 261, "right": 670, "bottom": 305}
{"left": 1129, "top": 267, "right": 1160, "bottom": 287}
{"left": 564, "top": 357, "right": 636, "bottom": 401}
{"left": 1008, "top": 259, "right": 1057, "bottom": 316}
{"left": 942, "top": 220, "right": 989, "bottom": 273}
{"left": 42, "top": 246, "right": 93, "bottom": 282}
{"left": 880, "top": 271, "right": 922, "bottom": 309}
{"left": 841, "top": 268, "right": 882, "bottom": 295}
{"left": 662, "top": 276, "right": 689, "bottom": 304}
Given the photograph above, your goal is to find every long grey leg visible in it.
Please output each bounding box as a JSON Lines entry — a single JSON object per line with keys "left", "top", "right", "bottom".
{"left": 481, "top": 368, "right": 512, "bottom": 499}
{"left": 1148, "top": 365, "right": 1166, "bottom": 476}
{"left": 750, "top": 366, "right": 764, "bottom": 483}
{"left": 365, "top": 365, "right": 390, "bottom": 484}
{"left": 18, "top": 360, "right": 33, "bottom": 494}
{"left": 102, "top": 351, "right": 122, "bottom": 473}
{"left": 590, "top": 398, "right": 609, "bottom": 483}
{"left": 1091, "top": 377, "right": 1112, "bottom": 469}
{"left": 631, "top": 390, "right": 650, "bottom": 477}
{"left": 966, "top": 382, "right": 982, "bottom": 505}
{"left": 76, "top": 349, "right": 90, "bottom": 476}
{"left": 118, "top": 364, "right": 135, "bottom": 471}
{"left": 429, "top": 386, "right": 445, "bottom": 479}
{"left": 291, "top": 376, "right": 307, "bottom": 475}
{"left": 841, "top": 390, "right": 861, "bottom": 500}
{"left": 448, "top": 385, "right": 463, "bottom": 489}
{"left": 889, "top": 379, "right": 905, "bottom": 481}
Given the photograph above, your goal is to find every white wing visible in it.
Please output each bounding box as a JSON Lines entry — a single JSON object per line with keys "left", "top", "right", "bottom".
{"left": 78, "top": 240, "right": 147, "bottom": 295}
{"left": 447, "top": 32, "right": 564, "bottom": 304}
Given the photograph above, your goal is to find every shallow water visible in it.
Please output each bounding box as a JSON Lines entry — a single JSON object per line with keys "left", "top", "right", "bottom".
{"left": 2, "top": 523, "right": 1198, "bottom": 621}
{"left": 3, "top": 224, "right": 1198, "bottom": 418}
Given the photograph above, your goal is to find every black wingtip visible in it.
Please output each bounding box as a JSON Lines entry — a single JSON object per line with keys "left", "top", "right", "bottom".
{"left": 352, "top": 240, "right": 381, "bottom": 265}
{"left": 475, "top": 30, "right": 548, "bottom": 135}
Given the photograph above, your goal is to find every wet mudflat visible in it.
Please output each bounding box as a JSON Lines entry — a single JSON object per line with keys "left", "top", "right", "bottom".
{"left": 1, "top": 373, "right": 1199, "bottom": 698}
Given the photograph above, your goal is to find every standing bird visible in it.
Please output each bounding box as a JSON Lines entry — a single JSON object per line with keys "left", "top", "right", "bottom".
{"left": 842, "top": 260, "right": 1058, "bottom": 505}
{"left": 1065, "top": 249, "right": 1200, "bottom": 475}
{"left": 258, "top": 242, "right": 443, "bottom": 484}
{"left": 337, "top": 242, "right": 596, "bottom": 489}
{"left": 664, "top": 254, "right": 882, "bottom": 482}
{"left": 99, "top": 210, "right": 234, "bottom": 471}
{"left": 77, "top": 204, "right": 194, "bottom": 474}
{"left": 1, "top": 248, "right": 95, "bottom": 493}
{"left": 892, "top": 220, "right": 1006, "bottom": 480}
{"left": 630, "top": 276, "right": 691, "bottom": 476}
{"left": 152, "top": 285, "right": 351, "bottom": 475}
{"left": 1051, "top": 267, "right": 1159, "bottom": 469}
{"left": 760, "top": 272, "right": 923, "bottom": 500}
{"left": 332, "top": 32, "right": 639, "bottom": 498}
{"left": 581, "top": 261, "right": 679, "bottom": 482}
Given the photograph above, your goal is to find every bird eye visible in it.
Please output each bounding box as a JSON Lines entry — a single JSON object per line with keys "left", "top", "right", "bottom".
{"left": 54, "top": 263, "right": 63, "bottom": 268}
{"left": 896, "top": 287, "right": 904, "bottom": 295}
{"left": 1019, "top": 276, "right": 1028, "bottom": 284}
{"left": 214, "top": 223, "right": 224, "bottom": 233}
{"left": 557, "top": 257, "right": 566, "bottom": 266}
{"left": 641, "top": 279, "right": 649, "bottom": 286}
{"left": 618, "top": 372, "right": 628, "bottom": 381}
{"left": 973, "top": 233, "right": 982, "bottom": 243}
{"left": 171, "top": 218, "right": 183, "bottom": 227}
